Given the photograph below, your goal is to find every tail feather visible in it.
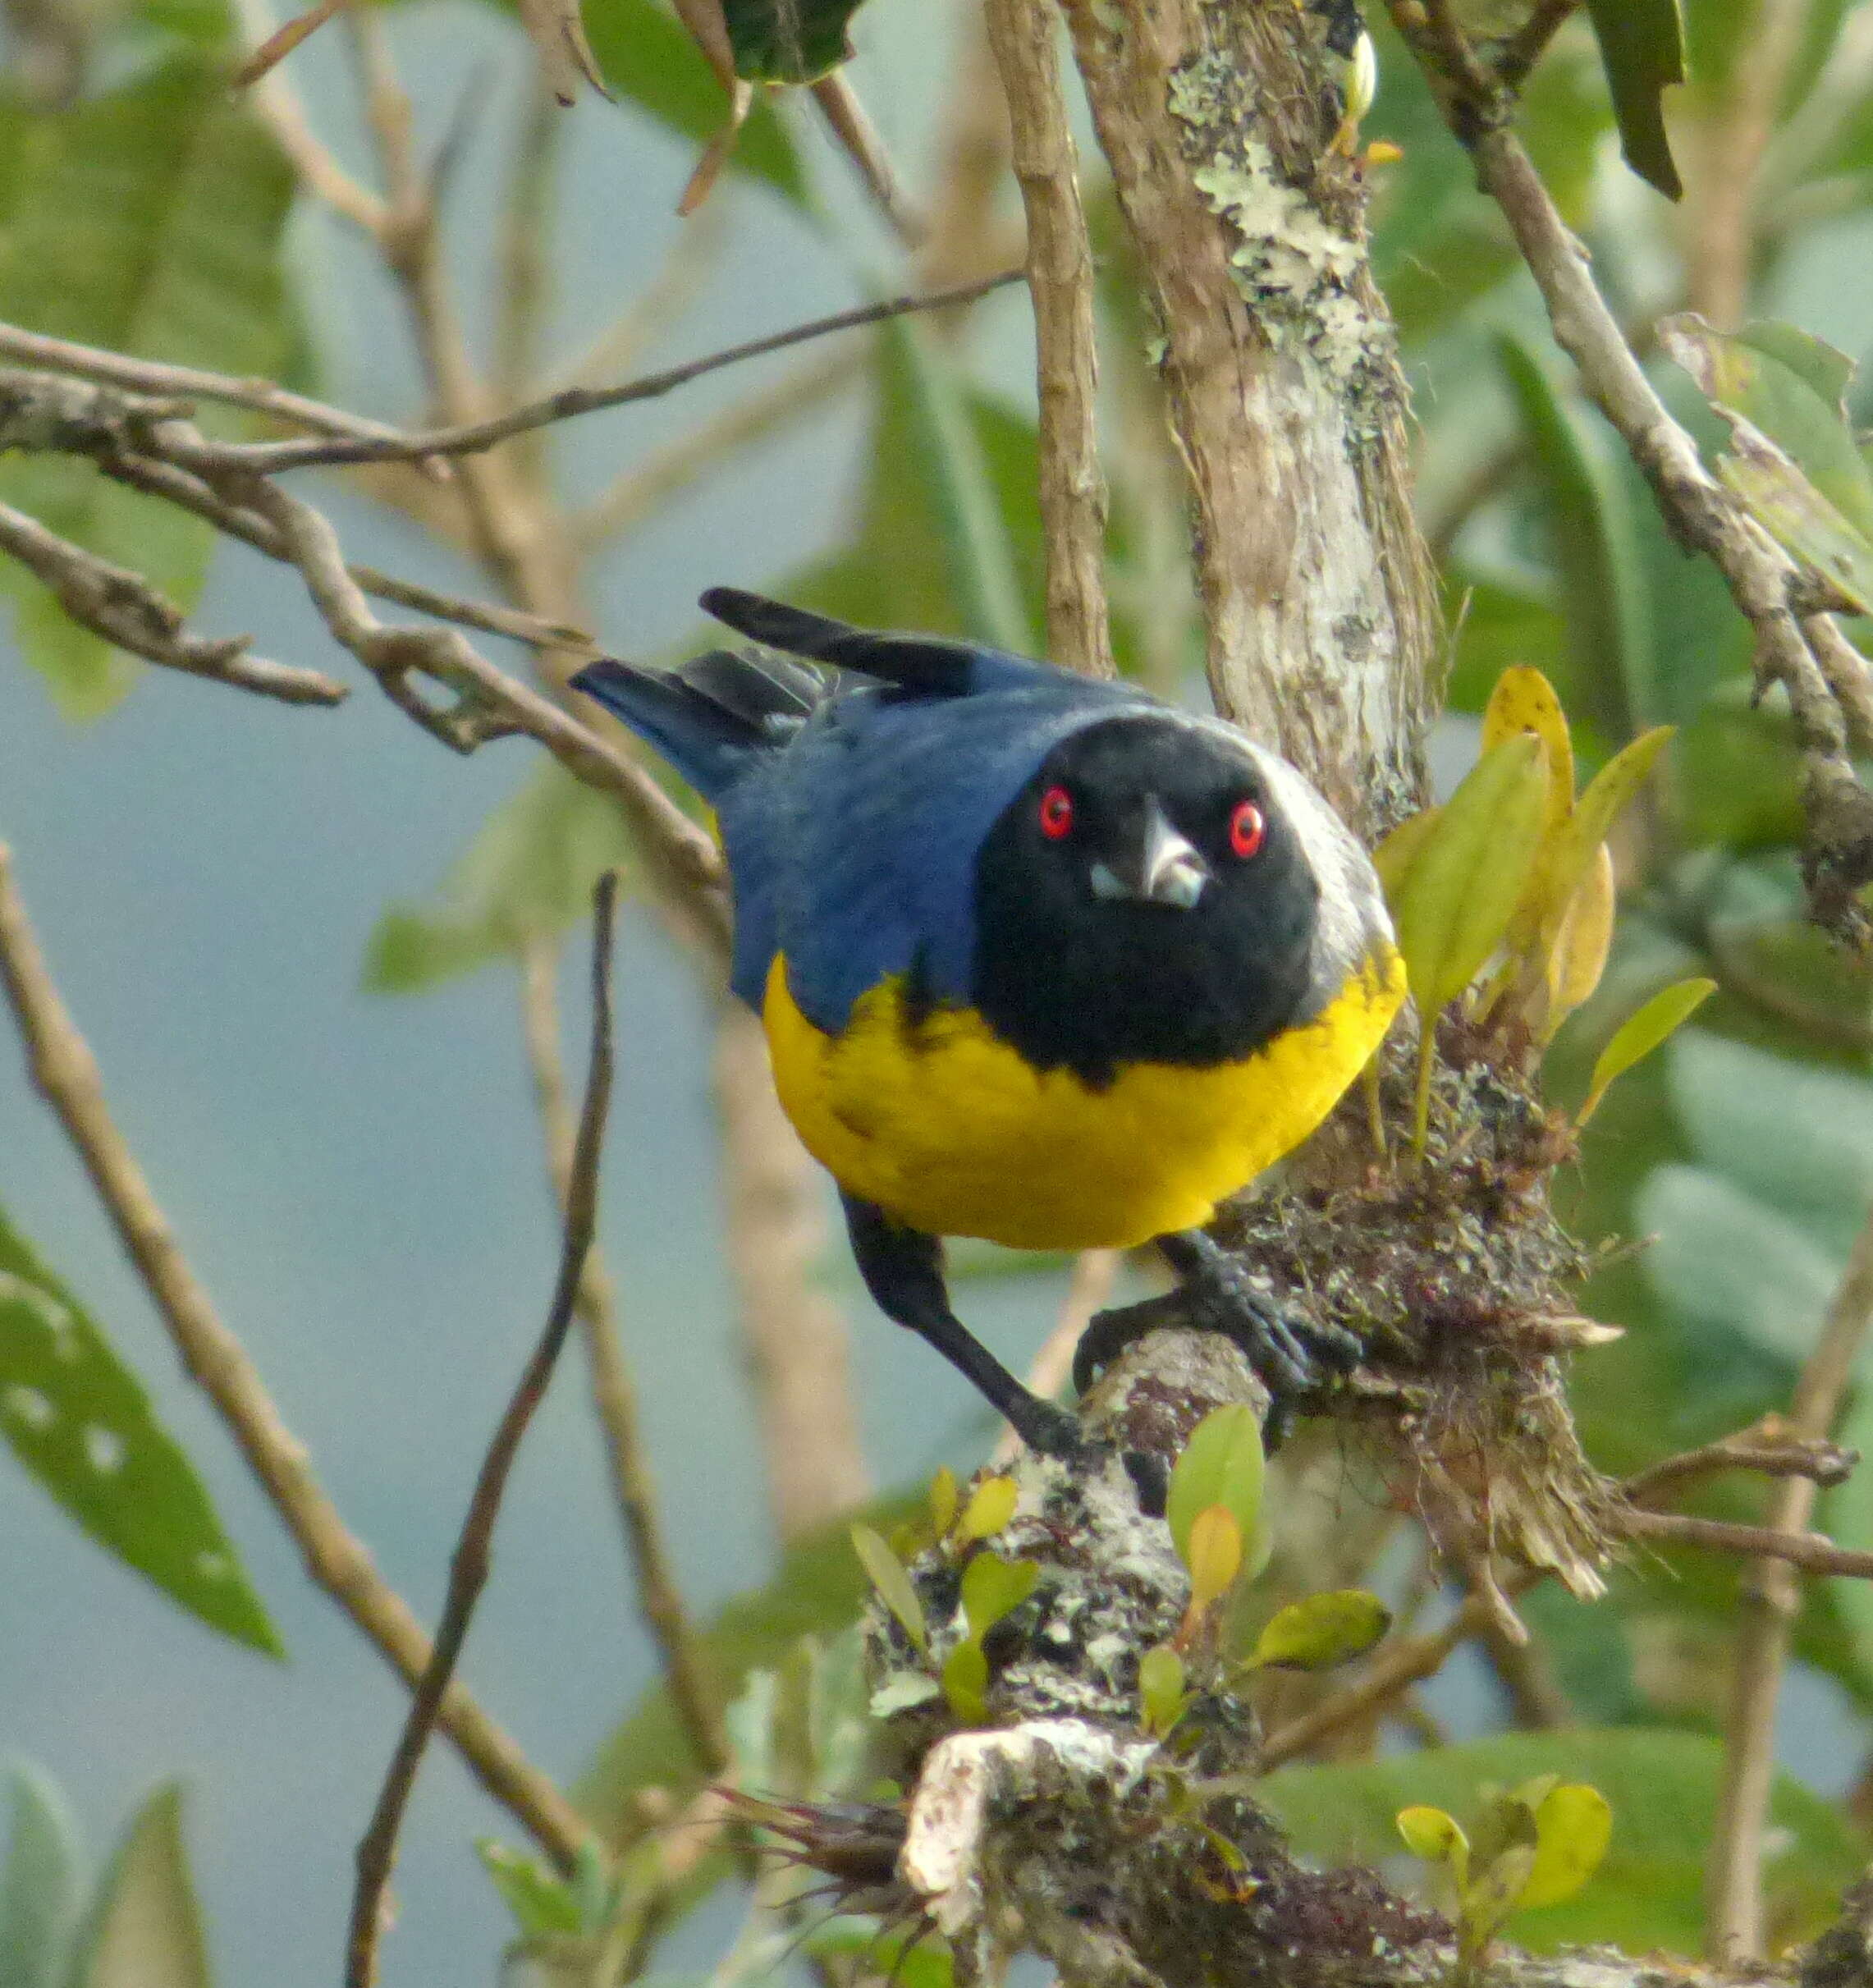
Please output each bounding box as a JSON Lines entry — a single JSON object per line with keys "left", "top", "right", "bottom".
{"left": 700, "top": 587, "right": 981, "bottom": 696}
{"left": 570, "top": 656, "right": 788, "bottom": 799}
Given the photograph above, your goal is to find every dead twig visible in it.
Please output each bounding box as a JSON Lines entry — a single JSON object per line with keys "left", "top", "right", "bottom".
{"left": 1704, "top": 1207, "right": 1873, "bottom": 1962}
{"left": 1617, "top": 1506, "right": 1873, "bottom": 1580}
{"left": 0, "top": 846, "right": 590, "bottom": 1868}
{"left": 346, "top": 874, "right": 621, "bottom": 1988}
{"left": 983, "top": 0, "right": 1113, "bottom": 678}
{"left": 0, "top": 497, "right": 344, "bottom": 705}
{"left": 1623, "top": 1422, "right": 1859, "bottom": 1507}
{"left": 166, "top": 272, "right": 1026, "bottom": 475}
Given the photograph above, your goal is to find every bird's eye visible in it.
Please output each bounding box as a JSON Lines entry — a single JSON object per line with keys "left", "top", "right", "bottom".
{"left": 1229, "top": 799, "right": 1266, "bottom": 860}
{"left": 1038, "top": 786, "right": 1075, "bottom": 841}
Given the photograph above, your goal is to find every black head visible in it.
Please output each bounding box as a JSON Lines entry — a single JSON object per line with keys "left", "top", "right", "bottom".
{"left": 969, "top": 714, "right": 1323, "bottom": 1085}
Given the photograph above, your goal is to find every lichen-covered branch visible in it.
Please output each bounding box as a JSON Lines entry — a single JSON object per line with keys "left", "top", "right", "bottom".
{"left": 1058, "top": 0, "right": 1440, "bottom": 827}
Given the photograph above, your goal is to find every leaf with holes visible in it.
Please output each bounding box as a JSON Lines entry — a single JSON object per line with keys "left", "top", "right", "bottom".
{"left": 0, "top": 55, "right": 297, "bottom": 717}
{"left": 0, "top": 1208, "right": 278, "bottom": 1654}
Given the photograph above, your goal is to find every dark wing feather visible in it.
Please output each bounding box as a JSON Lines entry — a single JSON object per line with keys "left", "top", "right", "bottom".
{"left": 679, "top": 647, "right": 824, "bottom": 727}
{"left": 700, "top": 588, "right": 984, "bottom": 696}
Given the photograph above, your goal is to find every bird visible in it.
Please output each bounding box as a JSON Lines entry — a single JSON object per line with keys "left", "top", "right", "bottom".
{"left": 571, "top": 591, "right": 1404, "bottom": 1457}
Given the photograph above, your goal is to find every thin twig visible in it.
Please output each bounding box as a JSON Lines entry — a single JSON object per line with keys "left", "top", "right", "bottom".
{"left": 1496, "top": 0, "right": 1579, "bottom": 89}
{"left": 168, "top": 272, "right": 1026, "bottom": 474}
{"left": 1618, "top": 1506, "right": 1873, "bottom": 1579}
{"left": 1703, "top": 1205, "right": 1873, "bottom": 1963}
{"left": 346, "top": 875, "right": 621, "bottom": 1988}
{"left": 0, "top": 846, "right": 589, "bottom": 1867}
{"left": 1623, "top": 1422, "right": 1858, "bottom": 1507}
{"left": 0, "top": 320, "right": 404, "bottom": 445}
{"left": 518, "top": 938, "right": 727, "bottom": 1776}
{"left": 983, "top": 0, "right": 1113, "bottom": 678}
{"left": 0, "top": 497, "right": 345, "bottom": 705}
{"left": 810, "top": 71, "right": 928, "bottom": 248}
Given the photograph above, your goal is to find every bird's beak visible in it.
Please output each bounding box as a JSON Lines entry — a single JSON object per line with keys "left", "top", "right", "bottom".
{"left": 1089, "top": 797, "right": 1211, "bottom": 909}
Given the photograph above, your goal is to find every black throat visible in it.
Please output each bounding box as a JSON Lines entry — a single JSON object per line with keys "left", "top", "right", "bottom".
{"left": 967, "top": 718, "right": 1321, "bottom": 1088}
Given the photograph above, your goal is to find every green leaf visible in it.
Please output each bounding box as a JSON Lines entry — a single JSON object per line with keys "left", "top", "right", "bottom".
{"left": 1583, "top": 0, "right": 1685, "bottom": 199}
{"left": 576, "top": 1491, "right": 918, "bottom": 1839}
{"left": 1720, "top": 442, "right": 1873, "bottom": 614}
{"left": 1138, "top": 1646, "right": 1188, "bottom": 1738}
{"left": 476, "top": 1840, "right": 584, "bottom": 1940}
{"left": 1660, "top": 317, "right": 1873, "bottom": 539}
{"left": 941, "top": 1640, "right": 988, "bottom": 1725}
{"left": 1165, "top": 1405, "right": 1264, "bottom": 1575}
{"left": 927, "top": 1465, "right": 959, "bottom": 1539}
{"left": 849, "top": 1525, "right": 927, "bottom": 1655}
{"left": 0, "top": 1207, "right": 279, "bottom": 1655}
{"left": 1578, "top": 979, "right": 1716, "bottom": 1125}
{"left": 1264, "top": 1729, "right": 1860, "bottom": 1954}
{"left": 552, "top": 0, "right": 806, "bottom": 205}
{"left": 1520, "top": 1784, "right": 1614, "bottom": 1911}
{"left": 1499, "top": 335, "right": 1656, "bottom": 735}
{"left": 1535, "top": 728, "right": 1674, "bottom": 941}
{"left": 959, "top": 1554, "right": 1037, "bottom": 1640}
{"left": 69, "top": 1787, "right": 208, "bottom": 1988}
{"left": 0, "top": 1762, "right": 84, "bottom": 1988}
{"left": 0, "top": 56, "right": 297, "bottom": 717}
{"left": 364, "top": 762, "right": 636, "bottom": 992}
{"left": 1393, "top": 732, "right": 1550, "bottom": 1015}
{"left": 1249, "top": 1590, "right": 1391, "bottom": 1673}
{"left": 722, "top": 0, "right": 867, "bottom": 80}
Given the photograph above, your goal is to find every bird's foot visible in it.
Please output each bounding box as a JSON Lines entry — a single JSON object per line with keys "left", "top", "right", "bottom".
{"left": 1072, "top": 1234, "right": 1361, "bottom": 1446}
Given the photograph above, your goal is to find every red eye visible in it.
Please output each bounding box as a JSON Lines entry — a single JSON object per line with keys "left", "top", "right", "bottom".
{"left": 1229, "top": 799, "right": 1266, "bottom": 859}
{"left": 1038, "top": 786, "right": 1074, "bottom": 840}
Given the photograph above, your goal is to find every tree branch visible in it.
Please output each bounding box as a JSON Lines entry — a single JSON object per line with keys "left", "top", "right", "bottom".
{"left": 167, "top": 272, "right": 1027, "bottom": 475}
{"left": 0, "top": 497, "right": 345, "bottom": 705}
{"left": 0, "top": 845, "right": 590, "bottom": 1868}
{"left": 983, "top": 0, "right": 1114, "bottom": 678}
{"left": 346, "top": 874, "right": 620, "bottom": 1988}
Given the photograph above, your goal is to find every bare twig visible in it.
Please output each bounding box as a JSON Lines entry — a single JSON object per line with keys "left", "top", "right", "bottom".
{"left": 1704, "top": 1206, "right": 1873, "bottom": 1963}
{"left": 0, "top": 846, "right": 589, "bottom": 1867}
{"left": 1617, "top": 1506, "right": 1873, "bottom": 1579}
{"left": 810, "top": 71, "right": 928, "bottom": 248}
{"left": 0, "top": 497, "right": 344, "bottom": 705}
{"left": 1496, "top": 0, "right": 1580, "bottom": 89}
{"left": 518, "top": 938, "right": 727, "bottom": 1776}
{"left": 1623, "top": 1422, "right": 1859, "bottom": 1507}
{"left": 168, "top": 272, "right": 1026, "bottom": 474}
{"left": 0, "top": 321, "right": 404, "bottom": 445}
{"left": 983, "top": 0, "right": 1113, "bottom": 678}
{"left": 347, "top": 874, "right": 621, "bottom": 1988}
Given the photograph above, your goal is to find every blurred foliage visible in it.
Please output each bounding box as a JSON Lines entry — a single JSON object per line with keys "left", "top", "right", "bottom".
{"left": 0, "top": 1767, "right": 213, "bottom": 1988}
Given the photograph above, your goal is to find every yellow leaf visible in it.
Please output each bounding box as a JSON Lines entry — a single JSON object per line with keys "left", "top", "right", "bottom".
{"left": 928, "top": 1465, "right": 959, "bottom": 1539}
{"left": 958, "top": 1474, "right": 1019, "bottom": 1541}
{"left": 1397, "top": 1805, "right": 1468, "bottom": 1876}
{"left": 1542, "top": 841, "right": 1616, "bottom": 1038}
{"left": 1528, "top": 727, "right": 1673, "bottom": 947}
{"left": 1519, "top": 1783, "right": 1613, "bottom": 1909}
{"left": 1187, "top": 1504, "right": 1244, "bottom": 1613}
{"left": 959, "top": 1552, "right": 1039, "bottom": 1638}
{"left": 1578, "top": 977, "right": 1717, "bottom": 1125}
{"left": 1394, "top": 734, "right": 1550, "bottom": 1016}
{"left": 1481, "top": 666, "right": 1573, "bottom": 846}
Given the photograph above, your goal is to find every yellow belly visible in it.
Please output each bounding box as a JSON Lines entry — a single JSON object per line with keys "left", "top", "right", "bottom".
{"left": 762, "top": 950, "right": 1404, "bottom": 1250}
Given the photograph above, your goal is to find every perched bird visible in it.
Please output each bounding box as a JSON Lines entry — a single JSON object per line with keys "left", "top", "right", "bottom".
{"left": 572, "top": 593, "right": 1404, "bottom": 1456}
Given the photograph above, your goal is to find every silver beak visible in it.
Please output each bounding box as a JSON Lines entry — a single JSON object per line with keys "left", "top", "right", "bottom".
{"left": 1088, "top": 797, "right": 1211, "bottom": 909}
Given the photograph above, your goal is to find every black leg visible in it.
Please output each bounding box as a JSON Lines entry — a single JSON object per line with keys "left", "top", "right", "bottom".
{"left": 840, "top": 1193, "right": 1083, "bottom": 1457}
{"left": 1074, "top": 1229, "right": 1362, "bottom": 1433}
